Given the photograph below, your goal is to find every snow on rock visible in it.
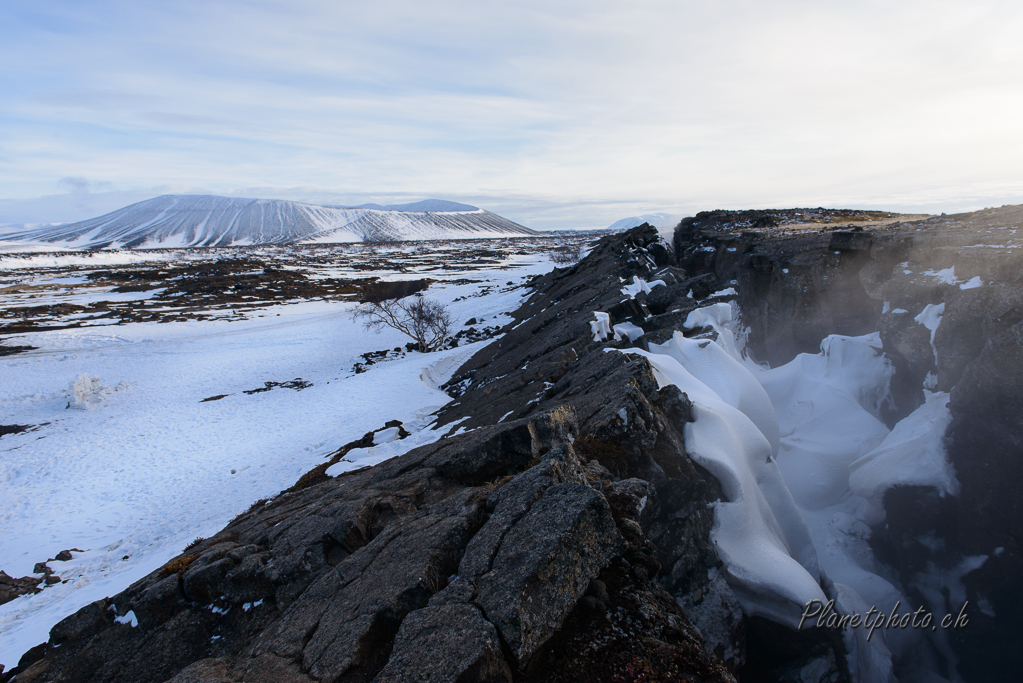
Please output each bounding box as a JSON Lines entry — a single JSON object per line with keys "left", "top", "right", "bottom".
{"left": 590, "top": 311, "right": 612, "bottom": 342}
{"left": 611, "top": 321, "right": 644, "bottom": 342}
{"left": 68, "top": 374, "right": 130, "bottom": 410}
{"left": 112, "top": 609, "right": 138, "bottom": 628}
{"left": 325, "top": 428, "right": 444, "bottom": 478}
{"left": 959, "top": 276, "right": 983, "bottom": 290}
{"left": 372, "top": 427, "right": 401, "bottom": 445}
{"left": 849, "top": 391, "right": 958, "bottom": 503}
{"left": 920, "top": 267, "right": 958, "bottom": 285}
{"left": 914, "top": 302, "right": 945, "bottom": 364}
{"left": 621, "top": 275, "right": 665, "bottom": 297}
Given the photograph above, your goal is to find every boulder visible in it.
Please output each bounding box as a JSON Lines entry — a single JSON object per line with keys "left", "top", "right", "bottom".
{"left": 373, "top": 605, "right": 511, "bottom": 683}
{"left": 476, "top": 482, "right": 625, "bottom": 668}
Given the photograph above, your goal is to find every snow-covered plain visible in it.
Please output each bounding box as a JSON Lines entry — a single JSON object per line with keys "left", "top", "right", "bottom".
{"left": 0, "top": 241, "right": 563, "bottom": 669}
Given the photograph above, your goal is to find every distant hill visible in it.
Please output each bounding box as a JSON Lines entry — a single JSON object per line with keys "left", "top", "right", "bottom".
{"left": 0, "top": 195, "right": 537, "bottom": 249}
{"left": 606, "top": 212, "right": 684, "bottom": 231}
{"left": 344, "top": 199, "right": 480, "bottom": 212}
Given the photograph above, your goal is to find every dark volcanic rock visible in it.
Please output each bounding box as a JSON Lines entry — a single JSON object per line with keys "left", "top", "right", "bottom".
{"left": 373, "top": 605, "right": 511, "bottom": 683}
{"left": 0, "top": 570, "right": 42, "bottom": 606}
{"left": 9, "top": 225, "right": 741, "bottom": 683}
{"left": 476, "top": 481, "right": 624, "bottom": 667}
{"left": 19, "top": 208, "right": 1023, "bottom": 681}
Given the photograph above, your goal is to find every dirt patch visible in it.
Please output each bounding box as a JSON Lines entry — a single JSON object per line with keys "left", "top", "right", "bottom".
{"left": 242, "top": 379, "right": 312, "bottom": 394}
{"left": 0, "top": 344, "right": 37, "bottom": 356}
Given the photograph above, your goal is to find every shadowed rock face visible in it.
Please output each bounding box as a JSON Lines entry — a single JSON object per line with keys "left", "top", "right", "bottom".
{"left": 674, "top": 206, "right": 1023, "bottom": 681}
{"left": 8, "top": 208, "right": 1021, "bottom": 683}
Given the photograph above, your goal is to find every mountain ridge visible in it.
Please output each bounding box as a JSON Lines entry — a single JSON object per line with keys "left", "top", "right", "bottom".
{"left": 0, "top": 195, "right": 536, "bottom": 249}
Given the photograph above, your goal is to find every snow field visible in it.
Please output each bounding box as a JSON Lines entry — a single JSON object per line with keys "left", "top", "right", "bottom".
{"left": 0, "top": 252, "right": 554, "bottom": 669}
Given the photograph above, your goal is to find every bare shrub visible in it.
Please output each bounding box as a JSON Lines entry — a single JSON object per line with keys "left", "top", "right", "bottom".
{"left": 550, "top": 243, "right": 582, "bottom": 264}
{"left": 353, "top": 293, "right": 453, "bottom": 352}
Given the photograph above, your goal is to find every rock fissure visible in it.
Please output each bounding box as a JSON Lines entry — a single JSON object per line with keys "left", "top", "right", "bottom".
{"left": 8, "top": 211, "right": 1023, "bottom": 682}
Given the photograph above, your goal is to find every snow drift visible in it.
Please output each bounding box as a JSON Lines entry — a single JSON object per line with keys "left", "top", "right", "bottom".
{"left": 621, "top": 300, "right": 961, "bottom": 681}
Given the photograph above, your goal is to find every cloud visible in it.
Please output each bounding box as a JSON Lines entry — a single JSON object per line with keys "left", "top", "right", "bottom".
{"left": 1, "top": 0, "right": 1022, "bottom": 228}
{"left": 58, "top": 176, "right": 112, "bottom": 194}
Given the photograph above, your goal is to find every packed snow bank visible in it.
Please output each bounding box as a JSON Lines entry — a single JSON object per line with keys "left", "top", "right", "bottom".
{"left": 622, "top": 300, "right": 962, "bottom": 681}
{"left": 753, "top": 333, "right": 920, "bottom": 681}
{"left": 649, "top": 328, "right": 780, "bottom": 456}
{"left": 849, "top": 391, "right": 958, "bottom": 503}
{"left": 68, "top": 374, "right": 130, "bottom": 409}
{"left": 623, "top": 334, "right": 825, "bottom": 628}
{"left": 757, "top": 334, "right": 892, "bottom": 512}
{"left": 612, "top": 321, "right": 644, "bottom": 342}
{"left": 684, "top": 303, "right": 747, "bottom": 360}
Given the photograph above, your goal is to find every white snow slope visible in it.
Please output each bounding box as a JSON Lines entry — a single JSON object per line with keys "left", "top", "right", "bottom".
{"left": 0, "top": 250, "right": 556, "bottom": 669}
{"left": 0, "top": 195, "right": 537, "bottom": 250}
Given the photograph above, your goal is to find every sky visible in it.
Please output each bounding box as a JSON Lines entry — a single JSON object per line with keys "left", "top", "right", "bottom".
{"left": 1, "top": 0, "right": 1022, "bottom": 230}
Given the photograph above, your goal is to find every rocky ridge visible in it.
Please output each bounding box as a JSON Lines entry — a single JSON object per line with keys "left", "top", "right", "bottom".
{"left": 5, "top": 207, "right": 1021, "bottom": 682}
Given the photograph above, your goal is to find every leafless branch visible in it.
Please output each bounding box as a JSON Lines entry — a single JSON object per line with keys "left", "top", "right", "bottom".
{"left": 352, "top": 294, "right": 453, "bottom": 352}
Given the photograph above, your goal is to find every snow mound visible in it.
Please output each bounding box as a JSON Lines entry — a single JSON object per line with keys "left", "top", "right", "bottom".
{"left": 69, "top": 374, "right": 129, "bottom": 410}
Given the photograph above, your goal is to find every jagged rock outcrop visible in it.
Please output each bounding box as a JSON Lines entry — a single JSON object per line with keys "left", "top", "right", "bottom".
{"left": 3, "top": 227, "right": 748, "bottom": 683}
{"left": 8, "top": 208, "right": 1021, "bottom": 682}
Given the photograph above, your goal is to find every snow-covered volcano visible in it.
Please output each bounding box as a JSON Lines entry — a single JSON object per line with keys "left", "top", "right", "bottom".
{"left": 0, "top": 195, "right": 537, "bottom": 249}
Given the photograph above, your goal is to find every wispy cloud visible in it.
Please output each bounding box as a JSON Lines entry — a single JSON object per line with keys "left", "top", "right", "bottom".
{"left": 1, "top": 0, "right": 1021, "bottom": 228}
